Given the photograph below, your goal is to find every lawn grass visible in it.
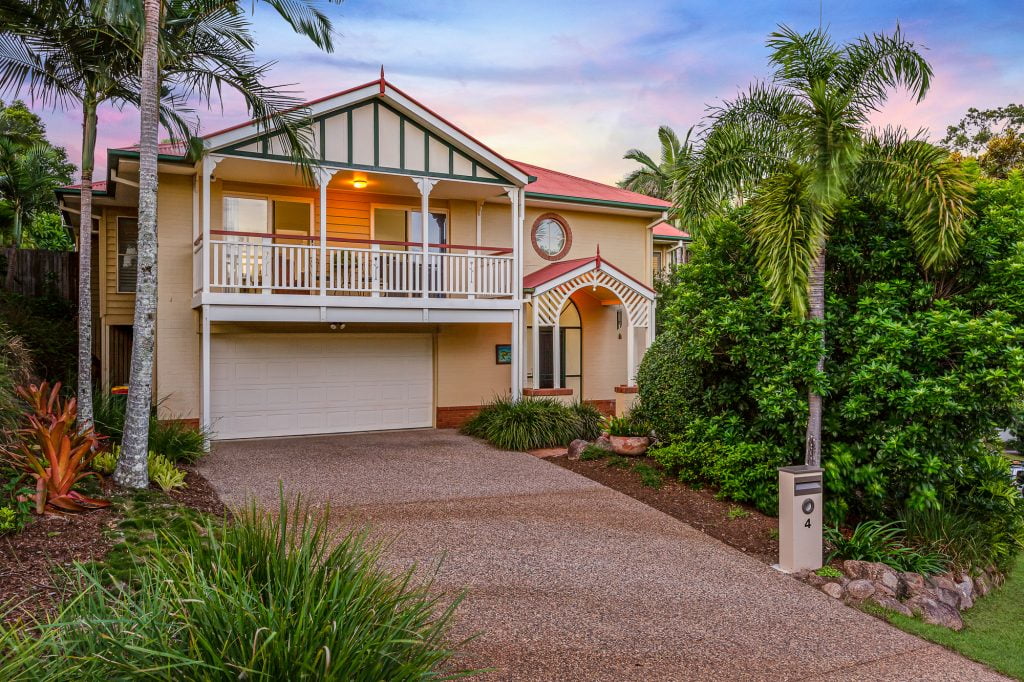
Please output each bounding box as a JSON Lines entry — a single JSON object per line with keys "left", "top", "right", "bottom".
{"left": 879, "top": 553, "right": 1024, "bottom": 680}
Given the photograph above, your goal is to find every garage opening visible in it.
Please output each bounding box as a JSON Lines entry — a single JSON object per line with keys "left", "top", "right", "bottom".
{"left": 210, "top": 333, "right": 433, "bottom": 440}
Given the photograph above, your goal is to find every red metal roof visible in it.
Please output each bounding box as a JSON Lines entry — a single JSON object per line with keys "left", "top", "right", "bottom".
{"left": 523, "top": 252, "right": 655, "bottom": 295}
{"left": 652, "top": 221, "right": 690, "bottom": 240}
{"left": 61, "top": 180, "right": 108, "bottom": 192}
{"left": 523, "top": 257, "right": 593, "bottom": 290}
{"left": 116, "top": 141, "right": 188, "bottom": 156}
{"left": 516, "top": 160, "right": 671, "bottom": 209}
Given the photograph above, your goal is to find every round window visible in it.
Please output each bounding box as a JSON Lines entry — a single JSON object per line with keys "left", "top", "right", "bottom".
{"left": 531, "top": 214, "right": 572, "bottom": 260}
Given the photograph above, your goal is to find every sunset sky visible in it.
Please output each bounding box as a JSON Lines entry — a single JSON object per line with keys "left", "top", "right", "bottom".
{"left": 31, "top": 0, "right": 1024, "bottom": 185}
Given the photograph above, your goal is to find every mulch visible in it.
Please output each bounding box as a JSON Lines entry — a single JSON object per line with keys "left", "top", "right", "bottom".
{"left": 552, "top": 454, "right": 780, "bottom": 564}
{"left": 0, "top": 465, "right": 226, "bottom": 622}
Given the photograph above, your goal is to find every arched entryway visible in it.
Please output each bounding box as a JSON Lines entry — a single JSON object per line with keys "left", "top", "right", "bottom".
{"left": 526, "top": 298, "right": 582, "bottom": 394}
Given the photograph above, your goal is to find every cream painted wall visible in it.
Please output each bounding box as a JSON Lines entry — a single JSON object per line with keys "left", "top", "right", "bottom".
{"left": 155, "top": 174, "right": 200, "bottom": 419}
{"left": 572, "top": 291, "right": 628, "bottom": 400}
{"left": 435, "top": 323, "right": 511, "bottom": 407}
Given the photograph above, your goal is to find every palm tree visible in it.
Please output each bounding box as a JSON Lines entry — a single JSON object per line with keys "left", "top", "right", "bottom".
{"left": 110, "top": 0, "right": 338, "bottom": 488}
{"left": 677, "top": 26, "right": 973, "bottom": 468}
{"left": 0, "top": 0, "right": 144, "bottom": 428}
{"left": 0, "top": 139, "right": 64, "bottom": 245}
{"left": 620, "top": 125, "right": 695, "bottom": 203}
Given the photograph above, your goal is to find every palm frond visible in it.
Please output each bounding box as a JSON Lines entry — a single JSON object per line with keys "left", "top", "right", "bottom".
{"left": 835, "top": 24, "right": 932, "bottom": 111}
{"left": 857, "top": 127, "right": 973, "bottom": 270}
{"left": 746, "top": 165, "right": 828, "bottom": 316}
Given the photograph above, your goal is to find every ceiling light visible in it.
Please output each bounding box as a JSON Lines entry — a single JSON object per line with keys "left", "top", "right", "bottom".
{"left": 352, "top": 179, "right": 367, "bottom": 189}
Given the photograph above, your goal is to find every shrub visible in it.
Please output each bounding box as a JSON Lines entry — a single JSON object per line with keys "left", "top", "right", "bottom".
{"left": 462, "top": 395, "right": 592, "bottom": 451}
{"left": 148, "top": 453, "right": 187, "bottom": 492}
{"left": 0, "top": 382, "right": 108, "bottom": 513}
{"left": 579, "top": 445, "right": 608, "bottom": 461}
{"left": 604, "top": 412, "right": 649, "bottom": 437}
{"left": 903, "top": 502, "right": 1024, "bottom": 573}
{"left": 569, "top": 400, "right": 605, "bottom": 441}
{"left": 0, "top": 290, "right": 76, "bottom": 388}
{"left": 91, "top": 450, "right": 117, "bottom": 475}
{"left": 0, "top": 506, "right": 16, "bottom": 533}
{"left": 147, "top": 418, "right": 208, "bottom": 463}
{"left": 825, "top": 520, "right": 949, "bottom": 575}
{"left": 18, "top": 497, "right": 469, "bottom": 679}
{"left": 641, "top": 182, "right": 1024, "bottom": 565}
{"left": 93, "top": 392, "right": 209, "bottom": 463}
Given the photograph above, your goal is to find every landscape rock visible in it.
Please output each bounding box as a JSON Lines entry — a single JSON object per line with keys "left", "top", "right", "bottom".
{"left": 593, "top": 435, "right": 614, "bottom": 452}
{"left": 869, "top": 594, "right": 913, "bottom": 618}
{"left": 872, "top": 582, "right": 896, "bottom": 598}
{"left": 955, "top": 578, "right": 975, "bottom": 610}
{"left": 933, "top": 587, "right": 962, "bottom": 610}
{"left": 821, "top": 582, "right": 844, "bottom": 599}
{"left": 567, "top": 439, "right": 589, "bottom": 460}
{"left": 928, "top": 574, "right": 958, "bottom": 593}
{"left": 899, "top": 571, "right": 927, "bottom": 598}
{"left": 906, "top": 594, "right": 964, "bottom": 631}
{"left": 973, "top": 574, "right": 991, "bottom": 598}
{"left": 846, "top": 579, "right": 875, "bottom": 600}
{"left": 842, "top": 560, "right": 871, "bottom": 580}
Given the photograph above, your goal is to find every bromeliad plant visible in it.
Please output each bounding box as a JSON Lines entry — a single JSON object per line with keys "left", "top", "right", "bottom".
{"left": 1, "top": 382, "right": 109, "bottom": 513}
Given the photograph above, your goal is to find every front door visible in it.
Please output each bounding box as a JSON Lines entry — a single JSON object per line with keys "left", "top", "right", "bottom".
{"left": 537, "top": 328, "right": 566, "bottom": 389}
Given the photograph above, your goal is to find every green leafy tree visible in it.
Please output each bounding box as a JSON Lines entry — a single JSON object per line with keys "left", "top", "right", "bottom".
{"left": 0, "top": 138, "right": 64, "bottom": 246}
{"left": 0, "top": 100, "right": 74, "bottom": 185}
{"left": 619, "top": 125, "right": 695, "bottom": 203}
{"left": 21, "top": 211, "right": 72, "bottom": 250}
{"left": 978, "top": 131, "right": 1024, "bottom": 179}
{"left": 942, "top": 104, "right": 1024, "bottom": 154}
{"left": 677, "top": 26, "right": 973, "bottom": 467}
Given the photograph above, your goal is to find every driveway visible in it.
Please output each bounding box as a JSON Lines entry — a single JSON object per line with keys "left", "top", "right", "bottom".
{"left": 202, "top": 430, "right": 1005, "bottom": 681}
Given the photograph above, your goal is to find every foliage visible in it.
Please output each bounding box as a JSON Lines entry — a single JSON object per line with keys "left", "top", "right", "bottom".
{"left": 0, "top": 505, "right": 16, "bottom": 533}
{"left": 8, "top": 495, "right": 470, "bottom": 680}
{"left": 147, "top": 452, "right": 186, "bottom": 492}
{"left": 978, "top": 132, "right": 1024, "bottom": 179}
{"left": 903, "top": 503, "right": 1023, "bottom": 574}
{"left": 0, "top": 382, "right": 108, "bottom": 512}
{"left": 632, "top": 463, "right": 663, "bottom": 489}
{"left": 942, "top": 103, "right": 1024, "bottom": 155}
{"left": 91, "top": 449, "right": 117, "bottom": 476}
{"left": 0, "top": 466, "right": 32, "bottom": 531}
{"left": 93, "top": 393, "right": 208, "bottom": 463}
{"left": 880, "top": 553, "right": 1024, "bottom": 680}
{"left": 619, "top": 125, "right": 696, "bottom": 206}
{"left": 0, "top": 321, "right": 31, "bottom": 436}
{"left": 727, "top": 506, "right": 750, "bottom": 520}
{"left": 0, "top": 290, "right": 76, "bottom": 388}
{"left": 815, "top": 565, "right": 844, "bottom": 579}
{"left": 569, "top": 400, "right": 605, "bottom": 441}
{"left": 579, "top": 445, "right": 608, "bottom": 461}
{"left": 643, "top": 177, "right": 1024, "bottom": 566}
{"left": 461, "top": 396, "right": 598, "bottom": 451}
{"left": 604, "top": 412, "right": 649, "bottom": 437}
{"left": 606, "top": 455, "right": 631, "bottom": 468}
{"left": 20, "top": 211, "right": 72, "bottom": 250}
{"left": 825, "top": 520, "right": 948, "bottom": 575}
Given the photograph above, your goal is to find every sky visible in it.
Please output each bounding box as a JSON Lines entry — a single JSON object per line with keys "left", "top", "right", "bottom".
{"left": 30, "top": 0, "right": 1024, "bottom": 185}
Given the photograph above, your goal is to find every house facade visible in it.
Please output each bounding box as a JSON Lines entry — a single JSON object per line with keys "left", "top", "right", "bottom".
{"left": 57, "top": 77, "right": 671, "bottom": 441}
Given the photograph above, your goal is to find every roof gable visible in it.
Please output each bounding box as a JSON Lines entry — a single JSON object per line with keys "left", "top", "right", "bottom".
{"left": 204, "top": 77, "right": 529, "bottom": 186}
{"left": 516, "top": 160, "right": 671, "bottom": 211}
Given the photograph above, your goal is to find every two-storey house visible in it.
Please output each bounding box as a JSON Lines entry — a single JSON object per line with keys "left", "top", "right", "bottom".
{"left": 57, "top": 76, "right": 670, "bottom": 441}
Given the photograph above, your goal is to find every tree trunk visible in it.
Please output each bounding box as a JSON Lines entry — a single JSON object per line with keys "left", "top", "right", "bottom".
{"left": 5, "top": 210, "right": 20, "bottom": 289}
{"left": 77, "top": 102, "right": 97, "bottom": 428}
{"left": 804, "top": 243, "right": 826, "bottom": 468}
{"left": 114, "top": 0, "right": 160, "bottom": 489}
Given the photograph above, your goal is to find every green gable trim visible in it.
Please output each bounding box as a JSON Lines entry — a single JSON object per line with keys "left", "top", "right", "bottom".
{"left": 213, "top": 97, "right": 514, "bottom": 185}
{"left": 525, "top": 191, "right": 669, "bottom": 212}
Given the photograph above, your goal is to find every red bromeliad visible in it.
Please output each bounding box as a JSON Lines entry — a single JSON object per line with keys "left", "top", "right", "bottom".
{"left": 2, "top": 382, "right": 109, "bottom": 513}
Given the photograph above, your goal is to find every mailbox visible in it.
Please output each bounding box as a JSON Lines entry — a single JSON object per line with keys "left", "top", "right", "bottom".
{"left": 777, "top": 465, "right": 823, "bottom": 573}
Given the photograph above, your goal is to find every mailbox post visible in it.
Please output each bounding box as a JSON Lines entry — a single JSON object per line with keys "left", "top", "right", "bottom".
{"left": 777, "top": 465, "right": 823, "bottom": 573}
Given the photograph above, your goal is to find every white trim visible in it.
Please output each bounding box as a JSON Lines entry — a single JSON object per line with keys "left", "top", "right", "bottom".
{"left": 205, "top": 304, "right": 514, "bottom": 324}
{"left": 528, "top": 259, "right": 656, "bottom": 302}
{"left": 194, "top": 291, "right": 519, "bottom": 310}
{"left": 201, "top": 304, "right": 211, "bottom": 449}
{"left": 203, "top": 82, "right": 530, "bottom": 186}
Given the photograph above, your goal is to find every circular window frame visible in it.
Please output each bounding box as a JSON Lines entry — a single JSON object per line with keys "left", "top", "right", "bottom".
{"left": 531, "top": 213, "right": 573, "bottom": 261}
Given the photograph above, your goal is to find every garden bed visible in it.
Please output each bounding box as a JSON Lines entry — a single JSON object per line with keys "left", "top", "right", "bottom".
{"left": 551, "top": 453, "right": 779, "bottom": 564}
{"left": 0, "top": 466, "right": 226, "bottom": 621}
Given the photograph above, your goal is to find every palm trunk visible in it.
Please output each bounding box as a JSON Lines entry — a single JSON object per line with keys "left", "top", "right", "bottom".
{"left": 77, "top": 102, "right": 97, "bottom": 428}
{"left": 114, "top": 0, "right": 160, "bottom": 489}
{"left": 804, "top": 243, "right": 826, "bottom": 467}
{"left": 5, "top": 211, "right": 20, "bottom": 289}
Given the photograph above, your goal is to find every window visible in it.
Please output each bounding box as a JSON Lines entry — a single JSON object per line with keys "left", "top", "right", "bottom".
{"left": 652, "top": 250, "right": 663, "bottom": 275}
{"left": 222, "top": 196, "right": 311, "bottom": 242}
{"left": 531, "top": 213, "right": 571, "bottom": 260}
{"left": 116, "top": 217, "right": 138, "bottom": 293}
{"left": 372, "top": 207, "right": 448, "bottom": 250}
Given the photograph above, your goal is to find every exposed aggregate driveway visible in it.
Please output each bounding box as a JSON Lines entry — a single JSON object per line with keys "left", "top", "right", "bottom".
{"left": 202, "top": 429, "right": 1007, "bottom": 681}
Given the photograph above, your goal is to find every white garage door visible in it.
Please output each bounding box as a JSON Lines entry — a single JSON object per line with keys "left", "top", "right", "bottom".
{"left": 211, "top": 333, "right": 433, "bottom": 440}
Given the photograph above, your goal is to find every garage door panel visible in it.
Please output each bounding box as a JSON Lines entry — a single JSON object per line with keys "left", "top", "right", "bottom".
{"left": 211, "top": 333, "right": 433, "bottom": 439}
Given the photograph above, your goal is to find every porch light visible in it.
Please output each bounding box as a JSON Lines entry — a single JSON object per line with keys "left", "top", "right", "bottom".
{"left": 352, "top": 178, "right": 367, "bottom": 189}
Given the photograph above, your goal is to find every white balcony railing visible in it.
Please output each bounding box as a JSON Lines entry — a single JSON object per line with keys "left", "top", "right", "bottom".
{"left": 195, "top": 231, "right": 515, "bottom": 299}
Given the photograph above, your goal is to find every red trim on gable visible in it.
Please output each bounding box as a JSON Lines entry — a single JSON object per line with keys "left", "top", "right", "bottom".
{"left": 522, "top": 255, "right": 655, "bottom": 295}
{"left": 514, "top": 160, "right": 671, "bottom": 209}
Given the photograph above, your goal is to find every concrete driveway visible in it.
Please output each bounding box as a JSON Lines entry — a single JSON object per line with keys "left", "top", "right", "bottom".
{"left": 202, "top": 430, "right": 1005, "bottom": 681}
